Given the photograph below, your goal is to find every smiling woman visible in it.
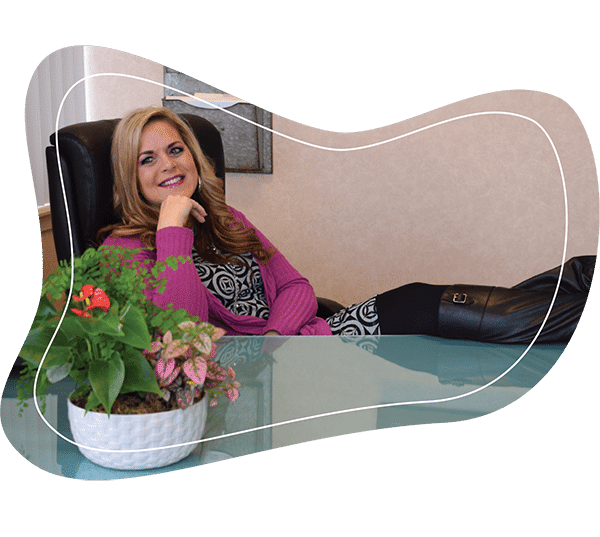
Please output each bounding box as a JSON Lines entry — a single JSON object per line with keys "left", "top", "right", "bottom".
{"left": 98, "top": 106, "right": 594, "bottom": 345}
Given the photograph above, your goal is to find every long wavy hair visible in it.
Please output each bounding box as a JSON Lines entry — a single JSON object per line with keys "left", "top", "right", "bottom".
{"left": 98, "top": 107, "right": 275, "bottom": 264}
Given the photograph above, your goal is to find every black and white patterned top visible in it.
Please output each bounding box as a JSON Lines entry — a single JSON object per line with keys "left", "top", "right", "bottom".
{"left": 192, "top": 247, "right": 270, "bottom": 319}
{"left": 192, "top": 246, "right": 381, "bottom": 337}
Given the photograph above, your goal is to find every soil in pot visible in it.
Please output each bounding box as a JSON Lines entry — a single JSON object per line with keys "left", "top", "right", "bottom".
{"left": 70, "top": 389, "right": 206, "bottom": 415}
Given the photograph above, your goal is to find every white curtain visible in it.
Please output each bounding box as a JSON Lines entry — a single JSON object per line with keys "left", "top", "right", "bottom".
{"left": 25, "top": 46, "right": 87, "bottom": 208}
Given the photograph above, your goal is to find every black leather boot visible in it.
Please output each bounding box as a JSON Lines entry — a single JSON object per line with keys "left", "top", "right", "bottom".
{"left": 513, "top": 255, "right": 595, "bottom": 294}
{"left": 437, "top": 285, "right": 588, "bottom": 344}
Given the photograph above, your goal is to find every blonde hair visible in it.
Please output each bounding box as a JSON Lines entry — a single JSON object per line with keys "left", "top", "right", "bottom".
{"left": 99, "top": 107, "right": 274, "bottom": 264}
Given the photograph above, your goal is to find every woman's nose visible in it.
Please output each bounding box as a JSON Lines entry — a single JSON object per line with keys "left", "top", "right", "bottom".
{"left": 161, "top": 154, "right": 176, "bottom": 170}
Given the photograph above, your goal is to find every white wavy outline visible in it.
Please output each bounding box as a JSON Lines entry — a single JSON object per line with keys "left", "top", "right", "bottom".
{"left": 28, "top": 73, "right": 568, "bottom": 455}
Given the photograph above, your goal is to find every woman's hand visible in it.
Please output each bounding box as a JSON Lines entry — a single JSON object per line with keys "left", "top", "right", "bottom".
{"left": 157, "top": 195, "right": 207, "bottom": 230}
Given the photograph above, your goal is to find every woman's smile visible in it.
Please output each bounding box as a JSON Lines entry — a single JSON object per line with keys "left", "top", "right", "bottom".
{"left": 159, "top": 174, "right": 185, "bottom": 188}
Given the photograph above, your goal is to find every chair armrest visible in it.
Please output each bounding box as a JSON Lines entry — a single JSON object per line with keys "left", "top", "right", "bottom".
{"left": 316, "top": 297, "right": 344, "bottom": 319}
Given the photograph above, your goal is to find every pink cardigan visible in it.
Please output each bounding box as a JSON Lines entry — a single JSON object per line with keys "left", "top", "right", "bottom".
{"left": 102, "top": 207, "right": 332, "bottom": 336}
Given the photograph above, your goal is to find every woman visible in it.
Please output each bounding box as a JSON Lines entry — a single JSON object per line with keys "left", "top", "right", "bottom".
{"left": 100, "top": 107, "right": 593, "bottom": 344}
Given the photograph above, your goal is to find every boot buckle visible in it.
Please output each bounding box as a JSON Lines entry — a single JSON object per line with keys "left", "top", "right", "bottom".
{"left": 452, "top": 293, "right": 468, "bottom": 304}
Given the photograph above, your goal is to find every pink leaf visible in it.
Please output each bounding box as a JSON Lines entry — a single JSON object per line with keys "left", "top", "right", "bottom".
{"left": 210, "top": 361, "right": 228, "bottom": 381}
{"left": 178, "top": 320, "right": 196, "bottom": 331}
{"left": 211, "top": 327, "right": 226, "bottom": 341}
{"left": 164, "top": 339, "right": 188, "bottom": 359}
{"left": 159, "top": 365, "right": 181, "bottom": 387}
{"left": 183, "top": 357, "right": 207, "bottom": 386}
{"left": 192, "top": 333, "right": 212, "bottom": 355}
{"left": 154, "top": 358, "right": 176, "bottom": 381}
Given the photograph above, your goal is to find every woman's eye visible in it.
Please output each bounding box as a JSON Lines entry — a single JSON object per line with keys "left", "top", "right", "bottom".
{"left": 170, "top": 146, "right": 184, "bottom": 156}
{"left": 139, "top": 156, "right": 153, "bottom": 166}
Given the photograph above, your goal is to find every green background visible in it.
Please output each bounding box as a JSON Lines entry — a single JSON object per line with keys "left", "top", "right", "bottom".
{"left": 0, "top": 0, "right": 600, "bottom": 535}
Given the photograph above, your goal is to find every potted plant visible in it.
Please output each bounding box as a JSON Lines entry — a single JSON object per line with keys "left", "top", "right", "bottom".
{"left": 16, "top": 245, "right": 240, "bottom": 470}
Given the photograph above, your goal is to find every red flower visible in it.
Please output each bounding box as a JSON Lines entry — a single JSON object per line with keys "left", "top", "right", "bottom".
{"left": 72, "top": 285, "right": 111, "bottom": 316}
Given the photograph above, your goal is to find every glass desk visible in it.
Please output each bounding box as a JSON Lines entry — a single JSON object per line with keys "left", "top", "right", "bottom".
{"left": 1, "top": 334, "right": 565, "bottom": 480}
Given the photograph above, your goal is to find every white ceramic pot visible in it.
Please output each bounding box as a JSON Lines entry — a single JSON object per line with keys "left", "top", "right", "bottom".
{"left": 67, "top": 396, "right": 209, "bottom": 470}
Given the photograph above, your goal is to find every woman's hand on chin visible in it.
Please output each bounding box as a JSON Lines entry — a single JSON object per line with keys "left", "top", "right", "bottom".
{"left": 157, "top": 195, "right": 207, "bottom": 230}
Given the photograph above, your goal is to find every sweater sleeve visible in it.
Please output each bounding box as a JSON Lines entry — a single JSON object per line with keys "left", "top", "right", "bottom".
{"left": 102, "top": 228, "right": 209, "bottom": 322}
{"left": 262, "top": 249, "right": 320, "bottom": 335}
{"left": 229, "top": 208, "right": 319, "bottom": 335}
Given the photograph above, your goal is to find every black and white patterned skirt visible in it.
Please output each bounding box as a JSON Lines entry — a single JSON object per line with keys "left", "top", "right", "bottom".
{"left": 325, "top": 296, "right": 381, "bottom": 336}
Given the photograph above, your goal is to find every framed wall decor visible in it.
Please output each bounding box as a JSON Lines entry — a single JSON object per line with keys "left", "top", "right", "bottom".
{"left": 163, "top": 67, "right": 273, "bottom": 174}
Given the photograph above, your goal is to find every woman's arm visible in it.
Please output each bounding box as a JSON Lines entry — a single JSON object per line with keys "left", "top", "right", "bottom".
{"left": 229, "top": 208, "right": 319, "bottom": 335}
{"left": 261, "top": 249, "right": 319, "bottom": 335}
{"left": 102, "top": 227, "right": 209, "bottom": 321}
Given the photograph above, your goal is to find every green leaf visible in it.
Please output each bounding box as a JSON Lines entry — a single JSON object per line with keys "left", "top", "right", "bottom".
{"left": 70, "top": 384, "right": 91, "bottom": 399}
{"left": 120, "top": 348, "right": 162, "bottom": 396}
{"left": 83, "top": 303, "right": 124, "bottom": 338}
{"left": 59, "top": 316, "right": 88, "bottom": 338}
{"left": 84, "top": 389, "right": 101, "bottom": 412}
{"left": 118, "top": 304, "right": 152, "bottom": 350}
{"left": 23, "top": 322, "right": 59, "bottom": 347}
{"left": 35, "top": 373, "right": 50, "bottom": 397}
{"left": 69, "top": 366, "right": 89, "bottom": 385}
{"left": 88, "top": 356, "right": 125, "bottom": 415}
{"left": 61, "top": 312, "right": 122, "bottom": 343}
{"left": 20, "top": 323, "right": 71, "bottom": 368}
{"left": 34, "top": 294, "right": 58, "bottom": 319}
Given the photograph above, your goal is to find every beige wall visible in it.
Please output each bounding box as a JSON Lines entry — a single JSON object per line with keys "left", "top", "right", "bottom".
{"left": 83, "top": 46, "right": 164, "bottom": 121}
{"left": 40, "top": 48, "right": 598, "bottom": 305}
{"left": 227, "top": 90, "right": 598, "bottom": 306}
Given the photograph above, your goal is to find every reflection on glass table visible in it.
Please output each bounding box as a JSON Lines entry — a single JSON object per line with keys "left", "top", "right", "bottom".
{"left": 1, "top": 334, "right": 565, "bottom": 480}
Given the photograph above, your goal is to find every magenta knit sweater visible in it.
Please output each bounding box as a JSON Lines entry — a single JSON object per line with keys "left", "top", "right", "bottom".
{"left": 102, "top": 207, "right": 332, "bottom": 336}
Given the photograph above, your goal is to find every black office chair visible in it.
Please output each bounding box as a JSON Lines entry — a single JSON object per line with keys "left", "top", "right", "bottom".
{"left": 45, "top": 114, "right": 344, "bottom": 319}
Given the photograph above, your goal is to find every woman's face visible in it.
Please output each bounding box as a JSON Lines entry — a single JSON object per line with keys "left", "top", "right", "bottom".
{"left": 136, "top": 120, "right": 199, "bottom": 206}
